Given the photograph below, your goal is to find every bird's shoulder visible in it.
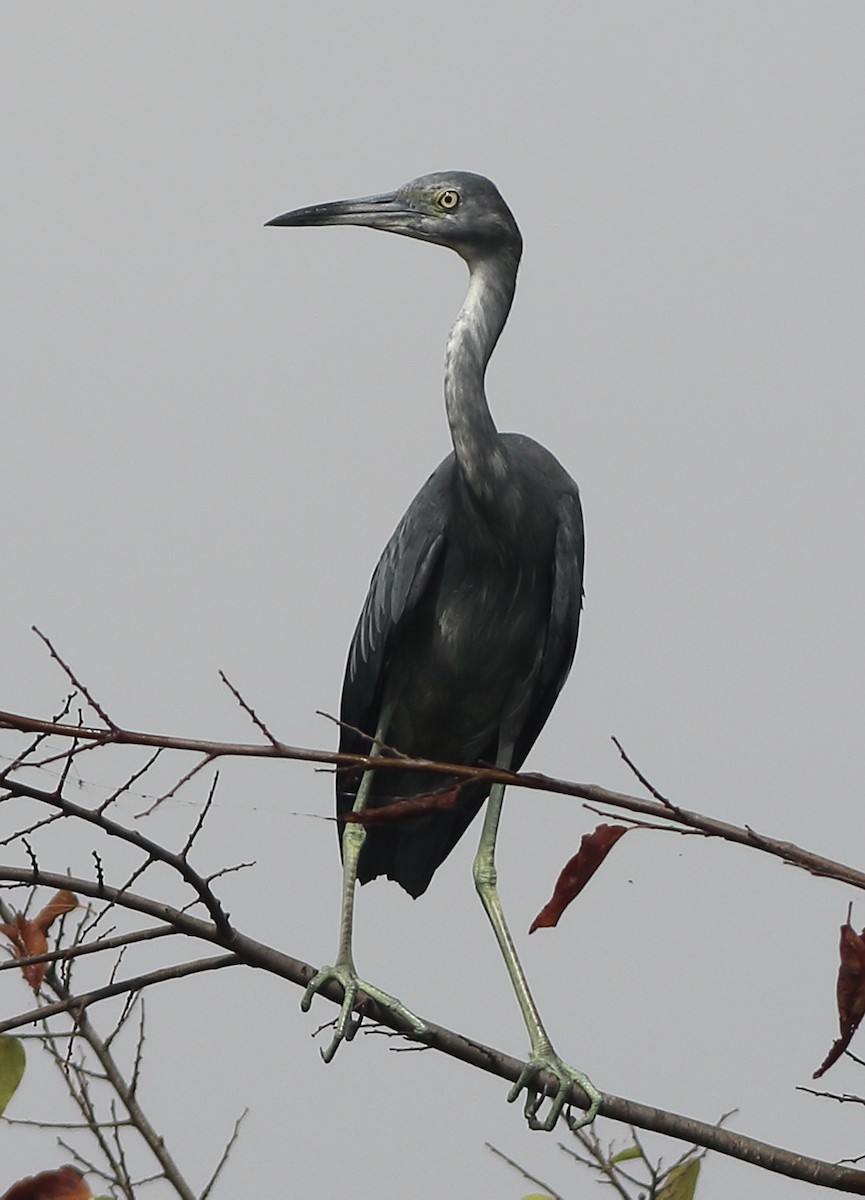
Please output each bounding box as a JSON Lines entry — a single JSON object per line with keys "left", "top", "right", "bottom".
{"left": 499, "top": 432, "right": 581, "bottom": 500}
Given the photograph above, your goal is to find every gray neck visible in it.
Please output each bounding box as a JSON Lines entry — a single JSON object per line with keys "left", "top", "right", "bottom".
{"left": 444, "top": 250, "right": 520, "bottom": 501}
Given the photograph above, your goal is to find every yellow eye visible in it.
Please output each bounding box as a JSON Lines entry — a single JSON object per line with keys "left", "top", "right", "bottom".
{"left": 438, "top": 189, "right": 460, "bottom": 211}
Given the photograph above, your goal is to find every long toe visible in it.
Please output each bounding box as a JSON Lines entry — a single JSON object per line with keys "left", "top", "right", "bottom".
{"left": 301, "top": 964, "right": 427, "bottom": 1062}
{"left": 508, "top": 1055, "right": 602, "bottom": 1132}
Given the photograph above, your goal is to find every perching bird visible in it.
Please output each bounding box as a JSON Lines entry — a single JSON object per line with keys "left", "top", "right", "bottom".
{"left": 267, "top": 172, "right": 601, "bottom": 1131}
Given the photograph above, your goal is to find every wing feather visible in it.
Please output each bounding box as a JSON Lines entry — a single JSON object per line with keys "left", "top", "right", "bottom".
{"left": 512, "top": 486, "right": 584, "bottom": 767}
{"left": 342, "top": 458, "right": 452, "bottom": 738}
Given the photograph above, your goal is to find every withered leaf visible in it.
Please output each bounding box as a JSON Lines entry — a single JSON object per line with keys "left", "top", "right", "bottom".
{"left": 0, "top": 890, "right": 78, "bottom": 991}
{"left": 813, "top": 921, "right": 865, "bottom": 1078}
{"left": 0, "top": 1165, "right": 91, "bottom": 1200}
{"left": 344, "top": 787, "right": 461, "bottom": 825}
{"left": 530, "top": 824, "right": 629, "bottom": 933}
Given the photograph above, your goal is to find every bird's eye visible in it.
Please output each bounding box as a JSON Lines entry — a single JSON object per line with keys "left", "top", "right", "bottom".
{"left": 437, "top": 189, "right": 460, "bottom": 211}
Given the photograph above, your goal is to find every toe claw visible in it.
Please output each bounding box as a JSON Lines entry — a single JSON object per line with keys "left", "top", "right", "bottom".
{"left": 301, "top": 962, "right": 426, "bottom": 1061}
{"left": 509, "top": 1054, "right": 601, "bottom": 1133}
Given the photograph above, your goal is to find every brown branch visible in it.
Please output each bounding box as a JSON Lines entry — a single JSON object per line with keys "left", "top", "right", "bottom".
{"left": 0, "top": 923, "right": 178, "bottom": 973}
{"left": 0, "top": 953, "right": 239, "bottom": 1035}
{"left": 135, "top": 753, "right": 214, "bottom": 819}
{"left": 0, "top": 865, "right": 862, "bottom": 1192}
{"left": 199, "top": 1108, "right": 248, "bottom": 1200}
{"left": 219, "top": 672, "right": 280, "bottom": 746}
{"left": 31, "top": 628, "right": 117, "bottom": 730}
{"left": 612, "top": 735, "right": 674, "bottom": 807}
{"left": 0, "top": 769, "right": 233, "bottom": 937}
{"left": 2, "top": 707, "right": 864, "bottom": 893}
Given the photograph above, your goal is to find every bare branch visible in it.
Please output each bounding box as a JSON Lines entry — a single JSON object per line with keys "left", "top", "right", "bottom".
{"left": 220, "top": 671, "right": 280, "bottom": 745}
{"left": 2, "top": 1117, "right": 131, "bottom": 1131}
{"left": 798, "top": 1087, "right": 865, "bottom": 1107}
{"left": 96, "top": 749, "right": 163, "bottom": 816}
{"left": 0, "top": 953, "right": 240, "bottom": 1034}
{"left": 180, "top": 771, "right": 220, "bottom": 859}
{"left": 0, "top": 770, "right": 233, "bottom": 937}
{"left": 0, "top": 923, "right": 177, "bottom": 973}
{"left": 1, "top": 863, "right": 862, "bottom": 1193}
{"left": 486, "top": 1142, "right": 567, "bottom": 1200}
{"left": 5, "top": 707, "right": 865, "bottom": 1188}
{"left": 200, "top": 1108, "right": 249, "bottom": 1200}
{"left": 612, "top": 735, "right": 675, "bottom": 808}
{"left": 3, "top": 706, "right": 865, "bottom": 894}
{"left": 135, "top": 753, "right": 214, "bottom": 819}
{"left": 31, "top": 629, "right": 117, "bottom": 730}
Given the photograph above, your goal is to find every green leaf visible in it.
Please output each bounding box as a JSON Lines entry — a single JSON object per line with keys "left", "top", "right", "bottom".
{"left": 522, "top": 1195, "right": 555, "bottom": 1200}
{"left": 610, "top": 1144, "right": 643, "bottom": 1163}
{"left": 658, "top": 1158, "right": 700, "bottom": 1200}
{"left": 0, "top": 1035, "right": 26, "bottom": 1115}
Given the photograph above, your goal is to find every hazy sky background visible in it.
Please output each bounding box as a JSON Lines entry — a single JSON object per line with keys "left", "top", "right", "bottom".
{"left": 2, "top": 5, "right": 864, "bottom": 1198}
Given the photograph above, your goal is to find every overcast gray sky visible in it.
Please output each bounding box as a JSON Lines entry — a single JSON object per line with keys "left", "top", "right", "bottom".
{"left": 2, "top": 4, "right": 864, "bottom": 1198}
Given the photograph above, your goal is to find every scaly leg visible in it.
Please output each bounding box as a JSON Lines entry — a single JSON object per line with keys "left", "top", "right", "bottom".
{"left": 302, "top": 717, "right": 427, "bottom": 1061}
{"left": 472, "top": 748, "right": 602, "bottom": 1132}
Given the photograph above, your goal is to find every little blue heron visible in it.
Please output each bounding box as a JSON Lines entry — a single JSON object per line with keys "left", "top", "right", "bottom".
{"left": 267, "top": 172, "right": 601, "bottom": 1131}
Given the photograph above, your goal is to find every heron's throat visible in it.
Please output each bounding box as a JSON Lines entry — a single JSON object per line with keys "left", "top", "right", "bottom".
{"left": 444, "top": 254, "right": 519, "bottom": 499}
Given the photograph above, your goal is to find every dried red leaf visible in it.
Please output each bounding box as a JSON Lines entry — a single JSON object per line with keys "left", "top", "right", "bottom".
{"left": 0, "top": 890, "right": 78, "bottom": 991}
{"left": 34, "top": 891, "right": 78, "bottom": 933}
{"left": 344, "top": 787, "right": 461, "bottom": 825}
{"left": 530, "top": 824, "right": 629, "bottom": 933}
{"left": 813, "top": 921, "right": 865, "bottom": 1078}
{"left": 1, "top": 1165, "right": 91, "bottom": 1200}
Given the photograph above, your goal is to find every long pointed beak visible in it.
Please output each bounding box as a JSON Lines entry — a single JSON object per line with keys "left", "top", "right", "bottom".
{"left": 266, "top": 190, "right": 410, "bottom": 231}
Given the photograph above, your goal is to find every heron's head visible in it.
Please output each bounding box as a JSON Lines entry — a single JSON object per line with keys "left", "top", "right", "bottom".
{"left": 266, "top": 171, "right": 522, "bottom": 265}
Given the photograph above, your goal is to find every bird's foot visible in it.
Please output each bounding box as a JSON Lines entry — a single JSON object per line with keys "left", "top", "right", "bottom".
{"left": 508, "top": 1050, "right": 602, "bottom": 1132}
{"left": 301, "top": 962, "right": 427, "bottom": 1063}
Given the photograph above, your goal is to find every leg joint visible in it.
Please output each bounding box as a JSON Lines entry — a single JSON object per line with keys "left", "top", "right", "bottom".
{"left": 472, "top": 852, "right": 497, "bottom": 892}
{"left": 341, "top": 819, "right": 367, "bottom": 859}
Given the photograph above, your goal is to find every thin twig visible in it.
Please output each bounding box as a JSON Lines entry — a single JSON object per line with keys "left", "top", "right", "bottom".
{"left": 0, "top": 923, "right": 178, "bottom": 974}
{"left": 96, "top": 749, "right": 163, "bottom": 816}
{"left": 486, "top": 1142, "right": 567, "bottom": 1200}
{"left": 31, "top": 629, "right": 117, "bottom": 730}
{"left": 1, "top": 771, "right": 233, "bottom": 937}
{"left": 181, "top": 772, "right": 219, "bottom": 858}
{"left": 316, "top": 708, "right": 411, "bottom": 759}
{"left": 200, "top": 1108, "right": 249, "bottom": 1200}
{"left": 0, "top": 954, "right": 240, "bottom": 1035}
{"left": 611, "top": 735, "right": 676, "bottom": 809}
{"left": 1, "top": 1117, "right": 131, "bottom": 1131}
{"left": 220, "top": 671, "right": 280, "bottom": 746}
{"left": 135, "top": 753, "right": 214, "bottom": 819}
{"left": 797, "top": 1087, "right": 865, "bottom": 1107}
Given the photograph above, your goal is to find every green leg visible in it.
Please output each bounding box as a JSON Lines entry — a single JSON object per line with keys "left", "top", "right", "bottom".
{"left": 472, "top": 752, "right": 602, "bottom": 1132}
{"left": 301, "top": 718, "right": 427, "bottom": 1061}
